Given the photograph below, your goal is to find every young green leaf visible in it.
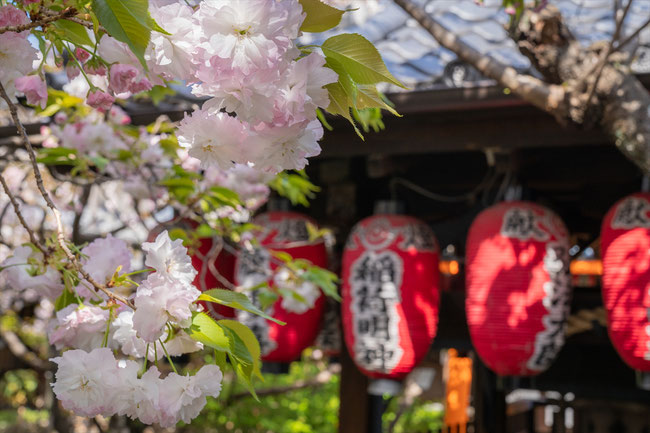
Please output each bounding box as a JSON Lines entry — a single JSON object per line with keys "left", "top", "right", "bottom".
{"left": 187, "top": 312, "right": 231, "bottom": 352}
{"left": 91, "top": 0, "right": 154, "bottom": 68}
{"left": 325, "top": 81, "right": 363, "bottom": 139}
{"left": 219, "top": 319, "right": 263, "bottom": 380}
{"left": 198, "top": 289, "right": 286, "bottom": 325}
{"left": 321, "top": 33, "right": 407, "bottom": 88}
{"left": 299, "top": 0, "right": 345, "bottom": 32}
{"left": 54, "top": 288, "right": 77, "bottom": 311}
{"left": 356, "top": 85, "right": 401, "bottom": 117}
{"left": 53, "top": 20, "right": 94, "bottom": 47}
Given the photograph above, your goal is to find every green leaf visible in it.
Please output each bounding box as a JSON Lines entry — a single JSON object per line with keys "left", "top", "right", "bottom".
{"left": 219, "top": 319, "right": 263, "bottom": 380}
{"left": 324, "top": 57, "right": 356, "bottom": 101}
{"left": 321, "top": 33, "right": 406, "bottom": 88}
{"left": 53, "top": 20, "right": 94, "bottom": 47}
{"left": 198, "top": 289, "right": 285, "bottom": 325}
{"left": 325, "top": 81, "right": 363, "bottom": 139}
{"left": 356, "top": 85, "right": 400, "bottom": 117}
{"left": 187, "top": 312, "right": 231, "bottom": 352}
{"left": 299, "top": 0, "right": 345, "bottom": 32}
{"left": 269, "top": 172, "right": 321, "bottom": 207}
{"left": 158, "top": 178, "right": 195, "bottom": 189}
{"left": 54, "top": 288, "right": 77, "bottom": 311}
{"left": 208, "top": 186, "right": 242, "bottom": 208}
{"left": 91, "top": 0, "right": 154, "bottom": 68}
{"left": 213, "top": 350, "right": 227, "bottom": 372}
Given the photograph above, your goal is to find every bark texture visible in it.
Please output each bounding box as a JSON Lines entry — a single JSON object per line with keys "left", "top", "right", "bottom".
{"left": 394, "top": 0, "right": 650, "bottom": 173}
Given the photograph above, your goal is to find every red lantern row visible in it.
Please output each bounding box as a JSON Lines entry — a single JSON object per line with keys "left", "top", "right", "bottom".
{"left": 160, "top": 203, "right": 578, "bottom": 379}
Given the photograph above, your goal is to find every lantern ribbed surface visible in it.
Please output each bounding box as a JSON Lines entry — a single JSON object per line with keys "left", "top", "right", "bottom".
{"left": 234, "top": 211, "right": 326, "bottom": 363}
{"left": 465, "top": 201, "right": 571, "bottom": 376}
{"left": 342, "top": 214, "right": 440, "bottom": 380}
{"left": 601, "top": 193, "right": 650, "bottom": 371}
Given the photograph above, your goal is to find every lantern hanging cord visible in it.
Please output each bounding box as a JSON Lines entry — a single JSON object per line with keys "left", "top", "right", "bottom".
{"left": 389, "top": 166, "right": 496, "bottom": 203}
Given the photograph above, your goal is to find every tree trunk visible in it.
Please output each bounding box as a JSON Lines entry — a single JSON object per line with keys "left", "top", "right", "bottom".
{"left": 393, "top": 0, "right": 650, "bottom": 173}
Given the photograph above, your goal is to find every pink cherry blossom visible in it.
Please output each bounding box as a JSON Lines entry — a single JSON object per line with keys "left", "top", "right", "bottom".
{"left": 142, "top": 230, "right": 196, "bottom": 284}
{"left": 158, "top": 365, "right": 223, "bottom": 427}
{"left": 252, "top": 119, "right": 324, "bottom": 173}
{"left": 132, "top": 273, "right": 200, "bottom": 342}
{"left": 47, "top": 303, "right": 111, "bottom": 351}
{"left": 147, "top": 1, "right": 199, "bottom": 81}
{"left": 86, "top": 90, "right": 115, "bottom": 112}
{"left": 51, "top": 348, "right": 123, "bottom": 417}
{"left": 81, "top": 234, "right": 132, "bottom": 285}
{"left": 15, "top": 75, "right": 48, "bottom": 109}
{"left": 109, "top": 64, "right": 139, "bottom": 94}
{"left": 0, "top": 246, "right": 64, "bottom": 300}
{"left": 196, "top": 0, "right": 304, "bottom": 75}
{"left": 0, "top": 5, "right": 29, "bottom": 27}
{"left": 177, "top": 109, "right": 256, "bottom": 169}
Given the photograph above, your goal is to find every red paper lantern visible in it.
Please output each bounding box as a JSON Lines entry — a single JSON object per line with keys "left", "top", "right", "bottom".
{"left": 602, "top": 193, "right": 650, "bottom": 371}
{"left": 342, "top": 214, "right": 440, "bottom": 380}
{"left": 234, "top": 211, "right": 327, "bottom": 363}
{"left": 466, "top": 201, "right": 571, "bottom": 376}
{"left": 148, "top": 220, "right": 236, "bottom": 319}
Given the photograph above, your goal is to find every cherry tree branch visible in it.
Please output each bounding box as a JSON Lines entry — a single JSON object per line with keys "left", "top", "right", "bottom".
{"left": 229, "top": 363, "right": 341, "bottom": 402}
{"left": 392, "top": 0, "right": 567, "bottom": 116}
{"left": 0, "top": 7, "right": 75, "bottom": 34}
{"left": 0, "top": 328, "right": 50, "bottom": 372}
{"left": 0, "top": 81, "right": 134, "bottom": 309}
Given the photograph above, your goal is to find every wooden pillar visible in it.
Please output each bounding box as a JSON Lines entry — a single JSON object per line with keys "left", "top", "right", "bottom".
{"left": 338, "top": 342, "right": 369, "bottom": 433}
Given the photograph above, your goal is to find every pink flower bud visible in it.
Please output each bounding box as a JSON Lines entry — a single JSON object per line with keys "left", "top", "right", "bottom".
{"left": 86, "top": 90, "right": 115, "bottom": 112}
{"left": 66, "top": 65, "right": 80, "bottom": 81}
{"left": 15, "top": 75, "right": 48, "bottom": 109}
{"left": 109, "top": 64, "right": 139, "bottom": 94}
{"left": 54, "top": 112, "right": 68, "bottom": 124}
{"left": 75, "top": 48, "right": 91, "bottom": 63}
{"left": 505, "top": 6, "right": 516, "bottom": 15}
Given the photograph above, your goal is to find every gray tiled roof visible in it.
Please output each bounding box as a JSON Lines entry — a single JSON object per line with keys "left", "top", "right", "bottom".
{"left": 301, "top": 0, "right": 650, "bottom": 92}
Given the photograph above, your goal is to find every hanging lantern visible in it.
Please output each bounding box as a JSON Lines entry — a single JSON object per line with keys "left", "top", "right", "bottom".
{"left": 148, "top": 220, "right": 236, "bottom": 319}
{"left": 342, "top": 214, "right": 440, "bottom": 380}
{"left": 602, "top": 193, "right": 650, "bottom": 372}
{"left": 465, "top": 201, "right": 571, "bottom": 376}
{"left": 234, "top": 211, "right": 327, "bottom": 363}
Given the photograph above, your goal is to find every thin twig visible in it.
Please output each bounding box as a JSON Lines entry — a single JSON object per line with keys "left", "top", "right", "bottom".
{"left": 583, "top": 0, "right": 634, "bottom": 107}
{"left": 614, "top": 16, "right": 650, "bottom": 52}
{"left": 0, "top": 7, "right": 75, "bottom": 34}
{"left": 0, "top": 81, "right": 134, "bottom": 309}
{"left": 0, "top": 172, "right": 46, "bottom": 254}
{"left": 229, "top": 363, "right": 341, "bottom": 402}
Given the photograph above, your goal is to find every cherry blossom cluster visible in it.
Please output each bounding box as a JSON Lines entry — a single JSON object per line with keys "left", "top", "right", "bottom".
{"left": 52, "top": 348, "right": 222, "bottom": 427}
{"left": 175, "top": 0, "right": 338, "bottom": 173}
{"left": 1, "top": 230, "right": 223, "bottom": 426}
{"left": 13, "top": 0, "right": 337, "bottom": 174}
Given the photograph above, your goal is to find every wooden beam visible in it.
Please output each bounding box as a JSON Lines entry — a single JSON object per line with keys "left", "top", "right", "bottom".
{"left": 338, "top": 342, "right": 369, "bottom": 433}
